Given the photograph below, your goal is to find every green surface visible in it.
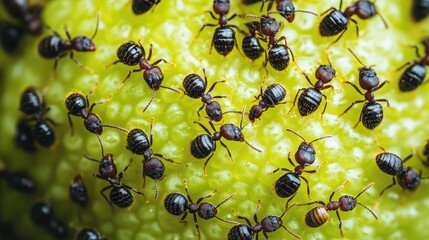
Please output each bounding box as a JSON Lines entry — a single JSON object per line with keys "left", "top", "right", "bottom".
{"left": 1, "top": 0, "right": 429, "bottom": 239}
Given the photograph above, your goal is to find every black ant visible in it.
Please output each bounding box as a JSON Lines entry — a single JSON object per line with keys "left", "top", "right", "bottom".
{"left": 228, "top": 200, "right": 302, "bottom": 240}
{"left": 19, "top": 86, "right": 56, "bottom": 148}
{"left": 38, "top": 13, "right": 100, "bottom": 73}
{"left": 69, "top": 174, "right": 88, "bottom": 208}
{"left": 246, "top": 14, "right": 295, "bottom": 72}
{"left": 261, "top": 0, "right": 317, "bottom": 23}
{"left": 298, "top": 181, "right": 377, "bottom": 238}
{"left": 319, "top": 0, "right": 388, "bottom": 48}
{"left": 197, "top": 0, "right": 243, "bottom": 56}
{"left": 125, "top": 119, "right": 180, "bottom": 199}
{"left": 76, "top": 228, "right": 107, "bottom": 240}
{"left": 0, "top": 22, "right": 25, "bottom": 53}
{"left": 412, "top": 0, "right": 429, "bottom": 21}
{"left": 190, "top": 108, "right": 262, "bottom": 175}
{"left": 183, "top": 68, "right": 235, "bottom": 122}
{"left": 397, "top": 38, "right": 429, "bottom": 92}
{"left": 338, "top": 48, "right": 389, "bottom": 129}
{"left": 164, "top": 179, "right": 237, "bottom": 240}
{"left": 242, "top": 21, "right": 264, "bottom": 60}
{"left": 271, "top": 129, "right": 331, "bottom": 207}
{"left": 289, "top": 56, "right": 336, "bottom": 118}
{"left": 84, "top": 153, "right": 146, "bottom": 209}
{"left": 132, "top": 0, "right": 160, "bottom": 15}
{"left": 375, "top": 148, "right": 429, "bottom": 206}
{"left": 2, "top": 0, "right": 44, "bottom": 35}
{"left": 0, "top": 160, "right": 35, "bottom": 194}
{"left": 248, "top": 83, "right": 287, "bottom": 122}
{"left": 65, "top": 90, "right": 128, "bottom": 156}
{"left": 107, "top": 40, "right": 179, "bottom": 112}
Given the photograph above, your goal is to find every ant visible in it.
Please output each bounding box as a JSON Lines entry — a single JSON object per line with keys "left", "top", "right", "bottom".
{"left": 397, "top": 38, "right": 429, "bottom": 92}
{"left": 15, "top": 118, "right": 36, "bottom": 152}
{"left": 164, "top": 179, "right": 237, "bottom": 240}
{"left": 190, "top": 108, "right": 262, "bottom": 175}
{"left": 271, "top": 129, "right": 331, "bottom": 207}
{"left": 412, "top": 0, "right": 429, "bottom": 21}
{"left": 319, "top": 0, "right": 388, "bottom": 48}
{"left": 2, "top": 0, "right": 44, "bottom": 35}
{"left": 69, "top": 174, "right": 88, "bottom": 208}
{"left": 289, "top": 56, "right": 336, "bottom": 119}
{"left": 375, "top": 148, "right": 429, "bottom": 206}
{"left": 183, "top": 67, "right": 239, "bottom": 122}
{"left": 132, "top": 0, "right": 160, "bottom": 15}
{"left": 65, "top": 90, "right": 128, "bottom": 157}
{"left": 197, "top": 0, "right": 243, "bottom": 56}
{"left": 228, "top": 200, "right": 302, "bottom": 240}
{"left": 19, "top": 86, "right": 56, "bottom": 148}
{"left": 261, "top": 0, "right": 317, "bottom": 23}
{"left": 246, "top": 14, "right": 295, "bottom": 71}
{"left": 108, "top": 40, "right": 179, "bottom": 112}
{"left": 30, "top": 201, "right": 69, "bottom": 238}
{"left": 0, "top": 22, "right": 25, "bottom": 53}
{"left": 298, "top": 181, "right": 377, "bottom": 238}
{"left": 248, "top": 83, "right": 287, "bottom": 122}
{"left": 125, "top": 119, "right": 180, "bottom": 199}
{"left": 338, "top": 48, "right": 389, "bottom": 129}
{"left": 38, "top": 13, "right": 100, "bottom": 73}
{"left": 84, "top": 153, "right": 146, "bottom": 209}
{"left": 0, "top": 159, "right": 36, "bottom": 194}
{"left": 419, "top": 140, "right": 429, "bottom": 167}
{"left": 242, "top": 21, "right": 264, "bottom": 60}
{"left": 76, "top": 228, "right": 107, "bottom": 240}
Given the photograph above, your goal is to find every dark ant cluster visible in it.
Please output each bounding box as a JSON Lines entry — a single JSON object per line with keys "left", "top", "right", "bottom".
{"left": 3, "top": 0, "right": 429, "bottom": 240}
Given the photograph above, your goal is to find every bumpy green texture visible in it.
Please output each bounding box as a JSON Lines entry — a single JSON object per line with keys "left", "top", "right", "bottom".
{"left": 1, "top": 0, "right": 429, "bottom": 239}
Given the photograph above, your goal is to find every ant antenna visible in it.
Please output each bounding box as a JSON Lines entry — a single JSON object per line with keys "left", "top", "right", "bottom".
{"left": 91, "top": 12, "right": 101, "bottom": 40}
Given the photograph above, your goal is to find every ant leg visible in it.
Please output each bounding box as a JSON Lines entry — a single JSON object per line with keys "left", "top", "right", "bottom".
{"left": 326, "top": 29, "right": 347, "bottom": 49}
{"left": 300, "top": 176, "right": 312, "bottom": 200}
{"left": 350, "top": 18, "right": 359, "bottom": 38}
{"left": 67, "top": 112, "right": 75, "bottom": 135}
{"left": 207, "top": 80, "right": 225, "bottom": 93}
{"left": 100, "top": 185, "right": 113, "bottom": 209}
{"left": 287, "top": 152, "right": 297, "bottom": 166}
{"left": 372, "top": 81, "right": 388, "bottom": 92}
{"left": 196, "top": 104, "right": 205, "bottom": 118}
{"left": 196, "top": 23, "right": 217, "bottom": 39}
{"left": 179, "top": 212, "right": 188, "bottom": 223}
{"left": 410, "top": 45, "right": 421, "bottom": 58}
{"left": 53, "top": 52, "right": 67, "bottom": 74}
{"left": 123, "top": 183, "right": 148, "bottom": 203}
{"left": 288, "top": 88, "right": 305, "bottom": 114}
{"left": 118, "top": 159, "right": 133, "bottom": 180}
{"left": 320, "top": 94, "right": 328, "bottom": 121}
{"left": 336, "top": 210, "right": 344, "bottom": 239}
{"left": 153, "top": 153, "right": 181, "bottom": 164}
{"left": 270, "top": 168, "right": 292, "bottom": 174}
{"left": 396, "top": 60, "right": 415, "bottom": 71}
{"left": 375, "top": 98, "right": 390, "bottom": 107}
{"left": 152, "top": 58, "right": 168, "bottom": 66}
{"left": 193, "top": 214, "right": 201, "bottom": 240}
{"left": 83, "top": 153, "right": 100, "bottom": 163}
{"left": 104, "top": 60, "right": 123, "bottom": 68}
{"left": 220, "top": 140, "right": 234, "bottom": 162}
{"left": 202, "top": 152, "right": 215, "bottom": 177}
{"left": 118, "top": 69, "right": 143, "bottom": 89}
{"left": 285, "top": 193, "right": 297, "bottom": 209}
{"left": 329, "top": 180, "right": 349, "bottom": 202}
{"left": 142, "top": 90, "right": 156, "bottom": 112}
{"left": 194, "top": 121, "right": 212, "bottom": 135}
{"left": 345, "top": 81, "right": 365, "bottom": 95}
{"left": 69, "top": 51, "right": 92, "bottom": 72}
{"left": 237, "top": 215, "right": 253, "bottom": 226}
{"left": 95, "top": 134, "right": 105, "bottom": 158}
{"left": 207, "top": 11, "right": 218, "bottom": 20}
{"left": 402, "top": 152, "right": 415, "bottom": 164}
{"left": 320, "top": 7, "right": 337, "bottom": 17}
{"left": 338, "top": 100, "right": 365, "bottom": 117}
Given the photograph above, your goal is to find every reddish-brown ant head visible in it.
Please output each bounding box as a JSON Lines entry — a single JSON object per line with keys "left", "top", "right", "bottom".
{"left": 260, "top": 16, "right": 279, "bottom": 36}
{"left": 295, "top": 142, "right": 316, "bottom": 166}
{"left": 398, "top": 167, "right": 421, "bottom": 191}
{"left": 99, "top": 154, "right": 117, "bottom": 178}
{"left": 353, "top": 0, "right": 376, "bottom": 19}
{"left": 338, "top": 195, "right": 357, "bottom": 211}
{"left": 315, "top": 65, "right": 336, "bottom": 83}
{"left": 359, "top": 67, "right": 379, "bottom": 90}
{"left": 25, "top": 5, "right": 44, "bottom": 35}
{"left": 249, "top": 105, "right": 263, "bottom": 122}
{"left": 213, "top": 0, "right": 230, "bottom": 15}
{"left": 277, "top": 1, "right": 296, "bottom": 22}
{"left": 72, "top": 36, "right": 96, "bottom": 52}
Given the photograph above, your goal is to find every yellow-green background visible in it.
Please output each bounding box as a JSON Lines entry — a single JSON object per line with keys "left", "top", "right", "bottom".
{"left": 1, "top": 0, "right": 429, "bottom": 239}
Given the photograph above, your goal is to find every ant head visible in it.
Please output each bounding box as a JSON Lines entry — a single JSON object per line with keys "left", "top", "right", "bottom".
{"left": 348, "top": 48, "right": 379, "bottom": 90}
{"left": 72, "top": 36, "right": 96, "bottom": 52}
{"left": 260, "top": 15, "right": 279, "bottom": 36}
{"left": 352, "top": 0, "right": 376, "bottom": 20}
{"left": 245, "top": 21, "right": 261, "bottom": 35}
{"left": 276, "top": 1, "right": 296, "bottom": 23}
{"left": 99, "top": 153, "right": 117, "bottom": 178}
{"left": 249, "top": 105, "right": 263, "bottom": 122}
{"left": 315, "top": 65, "right": 336, "bottom": 83}
{"left": 261, "top": 215, "right": 282, "bottom": 232}
{"left": 338, "top": 195, "right": 357, "bottom": 211}
{"left": 25, "top": 5, "right": 44, "bottom": 35}
{"left": 398, "top": 167, "right": 421, "bottom": 191}
{"left": 213, "top": 0, "right": 230, "bottom": 15}
{"left": 295, "top": 143, "right": 316, "bottom": 166}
